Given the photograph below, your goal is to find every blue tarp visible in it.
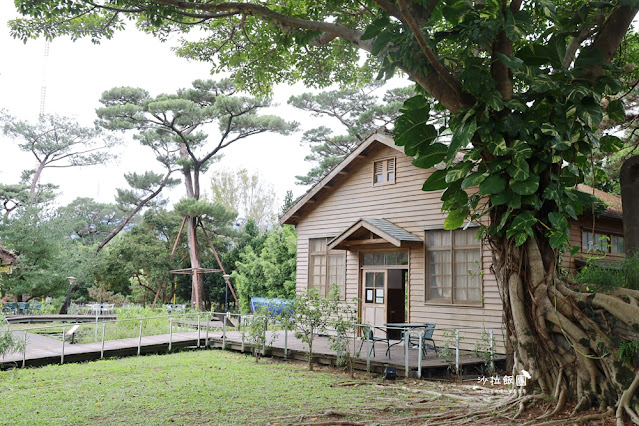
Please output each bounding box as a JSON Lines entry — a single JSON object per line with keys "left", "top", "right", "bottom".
{"left": 250, "top": 297, "right": 293, "bottom": 315}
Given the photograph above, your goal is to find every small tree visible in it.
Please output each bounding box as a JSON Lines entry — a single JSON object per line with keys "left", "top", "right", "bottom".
{"left": 0, "top": 314, "right": 26, "bottom": 360}
{"left": 326, "top": 287, "right": 359, "bottom": 377}
{"left": 240, "top": 307, "right": 277, "bottom": 363}
{"left": 292, "top": 288, "right": 333, "bottom": 371}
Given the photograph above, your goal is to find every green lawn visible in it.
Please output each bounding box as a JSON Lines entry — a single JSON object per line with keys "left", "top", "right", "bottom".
{"left": 0, "top": 349, "right": 417, "bottom": 425}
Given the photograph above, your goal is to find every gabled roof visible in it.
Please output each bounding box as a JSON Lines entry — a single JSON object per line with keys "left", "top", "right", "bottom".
{"left": 280, "top": 132, "right": 403, "bottom": 225}
{"left": 576, "top": 184, "right": 623, "bottom": 218}
{"left": 328, "top": 218, "right": 422, "bottom": 250}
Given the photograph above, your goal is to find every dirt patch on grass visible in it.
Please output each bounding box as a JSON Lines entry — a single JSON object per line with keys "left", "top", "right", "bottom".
{"left": 259, "top": 356, "right": 620, "bottom": 425}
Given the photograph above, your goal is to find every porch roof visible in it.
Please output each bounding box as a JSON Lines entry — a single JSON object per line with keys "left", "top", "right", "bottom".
{"left": 327, "top": 218, "right": 422, "bottom": 250}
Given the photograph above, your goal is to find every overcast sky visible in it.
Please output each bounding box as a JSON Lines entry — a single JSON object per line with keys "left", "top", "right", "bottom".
{"left": 0, "top": 3, "right": 337, "bottom": 210}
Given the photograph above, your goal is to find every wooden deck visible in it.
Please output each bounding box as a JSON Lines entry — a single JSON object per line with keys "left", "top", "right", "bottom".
{"left": 1, "top": 326, "right": 504, "bottom": 376}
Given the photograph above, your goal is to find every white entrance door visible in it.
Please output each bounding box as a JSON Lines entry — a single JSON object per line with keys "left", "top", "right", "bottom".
{"left": 362, "top": 270, "right": 386, "bottom": 335}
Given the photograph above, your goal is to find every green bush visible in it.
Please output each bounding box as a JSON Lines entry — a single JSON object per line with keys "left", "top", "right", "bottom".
{"left": 577, "top": 254, "right": 639, "bottom": 290}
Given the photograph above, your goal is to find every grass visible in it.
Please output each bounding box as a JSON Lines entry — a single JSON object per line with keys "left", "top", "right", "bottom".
{"left": 0, "top": 349, "right": 413, "bottom": 425}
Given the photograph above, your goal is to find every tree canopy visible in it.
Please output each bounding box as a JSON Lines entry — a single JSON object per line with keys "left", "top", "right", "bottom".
{"left": 2, "top": 113, "right": 119, "bottom": 202}
{"left": 289, "top": 82, "right": 414, "bottom": 185}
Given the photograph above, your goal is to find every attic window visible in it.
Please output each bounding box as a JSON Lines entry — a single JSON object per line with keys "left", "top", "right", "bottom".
{"left": 373, "top": 157, "right": 396, "bottom": 185}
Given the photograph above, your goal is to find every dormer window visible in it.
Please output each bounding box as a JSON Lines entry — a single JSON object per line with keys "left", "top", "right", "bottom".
{"left": 373, "top": 157, "right": 395, "bottom": 185}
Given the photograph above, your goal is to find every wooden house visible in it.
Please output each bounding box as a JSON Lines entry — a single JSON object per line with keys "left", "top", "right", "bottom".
{"left": 281, "top": 132, "right": 625, "bottom": 353}
{"left": 564, "top": 184, "right": 624, "bottom": 272}
{"left": 0, "top": 246, "right": 17, "bottom": 274}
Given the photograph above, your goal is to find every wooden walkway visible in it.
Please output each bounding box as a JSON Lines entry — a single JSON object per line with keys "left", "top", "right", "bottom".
{"left": 5, "top": 314, "right": 117, "bottom": 324}
{"left": 1, "top": 327, "right": 504, "bottom": 376}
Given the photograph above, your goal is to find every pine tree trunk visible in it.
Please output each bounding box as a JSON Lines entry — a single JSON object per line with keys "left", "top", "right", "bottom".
{"left": 186, "top": 215, "right": 204, "bottom": 311}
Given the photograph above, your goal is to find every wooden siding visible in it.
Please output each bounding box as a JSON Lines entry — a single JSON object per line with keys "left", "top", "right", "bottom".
{"left": 564, "top": 215, "right": 625, "bottom": 274}
{"left": 294, "top": 142, "right": 506, "bottom": 353}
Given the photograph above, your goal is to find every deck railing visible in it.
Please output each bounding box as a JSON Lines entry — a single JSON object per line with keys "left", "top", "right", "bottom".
{"left": 3, "top": 311, "right": 500, "bottom": 377}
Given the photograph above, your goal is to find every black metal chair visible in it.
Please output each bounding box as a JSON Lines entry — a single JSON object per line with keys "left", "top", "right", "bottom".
{"left": 358, "top": 324, "right": 391, "bottom": 358}
{"left": 409, "top": 323, "right": 437, "bottom": 356}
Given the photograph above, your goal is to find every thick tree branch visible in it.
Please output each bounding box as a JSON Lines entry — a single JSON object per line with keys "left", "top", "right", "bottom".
{"left": 396, "top": 0, "right": 464, "bottom": 104}
{"left": 491, "top": 0, "right": 514, "bottom": 101}
{"left": 96, "top": 168, "right": 177, "bottom": 253}
{"left": 581, "top": 6, "right": 639, "bottom": 81}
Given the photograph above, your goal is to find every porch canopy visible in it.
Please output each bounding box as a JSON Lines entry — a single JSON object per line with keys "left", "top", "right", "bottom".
{"left": 327, "top": 218, "right": 422, "bottom": 250}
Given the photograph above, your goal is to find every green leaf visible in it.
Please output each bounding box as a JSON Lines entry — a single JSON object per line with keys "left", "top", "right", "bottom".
{"left": 540, "top": 123, "right": 559, "bottom": 137}
{"left": 507, "top": 192, "right": 522, "bottom": 209}
{"left": 447, "top": 118, "right": 477, "bottom": 165}
{"left": 422, "top": 169, "right": 448, "bottom": 191}
{"left": 606, "top": 99, "right": 625, "bottom": 122}
{"left": 442, "top": 0, "right": 472, "bottom": 24}
{"left": 488, "top": 158, "right": 510, "bottom": 173}
{"left": 444, "top": 208, "right": 468, "bottom": 230}
{"left": 510, "top": 211, "right": 537, "bottom": 232}
{"left": 510, "top": 175, "right": 539, "bottom": 195}
{"left": 538, "top": 0, "right": 557, "bottom": 19}
{"left": 371, "top": 32, "right": 393, "bottom": 56}
{"left": 599, "top": 135, "right": 623, "bottom": 152}
{"left": 542, "top": 185, "right": 561, "bottom": 203}
{"left": 446, "top": 161, "right": 473, "bottom": 183}
{"left": 577, "top": 98, "right": 603, "bottom": 129}
{"left": 496, "top": 208, "right": 512, "bottom": 231}
{"left": 507, "top": 156, "right": 530, "bottom": 181}
{"left": 570, "top": 245, "right": 581, "bottom": 256}
{"left": 548, "top": 212, "right": 568, "bottom": 229}
{"left": 504, "top": 99, "right": 527, "bottom": 112}
{"left": 508, "top": 140, "right": 532, "bottom": 158}
{"left": 479, "top": 174, "right": 507, "bottom": 195}
{"left": 487, "top": 134, "right": 508, "bottom": 156}
{"left": 484, "top": 91, "right": 504, "bottom": 111}
{"left": 412, "top": 143, "right": 447, "bottom": 169}
{"left": 496, "top": 52, "right": 524, "bottom": 70}
{"left": 567, "top": 86, "right": 590, "bottom": 104}
{"left": 514, "top": 231, "right": 530, "bottom": 246}
{"left": 395, "top": 96, "right": 437, "bottom": 156}
{"left": 594, "top": 75, "right": 622, "bottom": 95}
{"left": 550, "top": 136, "right": 571, "bottom": 151}
{"left": 549, "top": 230, "right": 568, "bottom": 248}
{"left": 361, "top": 16, "right": 390, "bottom": 41}
{"left": 492, "top": 190, "right": 512, "bottom": 205}
{"left": 461, "top": 171, "right": 487, "bottom": 189}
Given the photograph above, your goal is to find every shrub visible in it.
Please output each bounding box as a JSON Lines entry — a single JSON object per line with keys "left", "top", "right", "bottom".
{"left": 577, "top": 254, "right": 639, "bottom": 290}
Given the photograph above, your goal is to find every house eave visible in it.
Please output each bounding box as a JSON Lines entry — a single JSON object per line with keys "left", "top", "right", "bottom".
{"left": 280, "top": 132, "right": 403, "bottom": 225}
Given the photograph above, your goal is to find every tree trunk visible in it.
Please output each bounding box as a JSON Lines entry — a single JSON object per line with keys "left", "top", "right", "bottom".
{"left": 29, "top": 162, "right": 46, "bottom": 202}
{"left": 187, "top": 215, "right": 204, "bottom": 310}
{"left": 491, "top": 232, "right": 639, "bottom": 420}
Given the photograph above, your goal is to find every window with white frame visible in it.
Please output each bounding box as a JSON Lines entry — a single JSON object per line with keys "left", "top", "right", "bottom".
{"left": 309, "top": 237, "right": 346, "bottom": 299}
{"left": 582, "top": 229, "right": 624, "bottom": 254}
{"left": 425, "top": 228, "right": 482, "bottom": 304}
{"left": 373, "top": 157, "right": 395, "bottom": 185}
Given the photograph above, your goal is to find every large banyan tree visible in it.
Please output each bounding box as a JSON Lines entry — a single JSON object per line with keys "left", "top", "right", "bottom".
{"left": 10, "top": 0, "right": 639, "bottom": 422}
